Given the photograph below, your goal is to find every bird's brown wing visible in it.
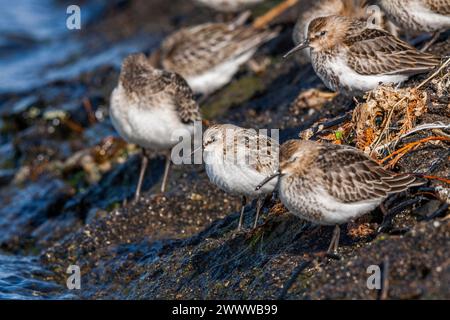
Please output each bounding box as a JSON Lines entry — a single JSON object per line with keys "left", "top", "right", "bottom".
{"left": 163, "top": 71, "right": 202, "bottom": 124}
{"left": 315, "top": 144, "right": 419, "bottom": 203}
{"left": 161, "top": 22, "right": 278, "bottom": 76}
{"left": 345, "top": 28, "right": 440, "bottom": 76}
{"left": 424, "top": 0, "right": 450, "bottom": 15}
{"left": 143, "top": 69, "right": 201, "bottom": 123}
{"left": 232, "top": 128, "right": 279, "bottom": 176}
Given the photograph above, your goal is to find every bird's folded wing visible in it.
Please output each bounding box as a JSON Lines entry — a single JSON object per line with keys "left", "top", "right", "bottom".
{"left": 424, "top": 0, "right": 450, "bottom": 15}
{"left": 232, "top": 128, "right": 279, "bottom": 176}
{"left": 162, "top": 23, "right": 278, "bottom": 76}
{"left": 346, "top": 28, "right": 440, "bottom": 76}
{"left": 161, "top": 71, "right": 201, "bottom": 124}
{"left": 315, "top": 144, "right": 418, "bottom": 203}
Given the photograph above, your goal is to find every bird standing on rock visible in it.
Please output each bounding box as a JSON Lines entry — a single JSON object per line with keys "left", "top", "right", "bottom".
{"left": 110, "top": 54, "right": 201, "bottom": 201}
{"left": 202, "top": 124, "right": 279, "bottom": 230}
{"left": 256, "top": 139, "right": 423, "bottom": 255}
{"left": 284, "top": 15, "right": 441, "bottom": 96}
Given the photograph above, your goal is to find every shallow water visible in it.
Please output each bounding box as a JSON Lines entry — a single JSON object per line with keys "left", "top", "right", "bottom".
{"left": 0, "top": 0, "right": 159, "bottom": 299}
{"left": 0, "top": 0, "right": 152, "bottom": 94}
{"left": 0, "top": 253, "right": 76, "bottom": 299}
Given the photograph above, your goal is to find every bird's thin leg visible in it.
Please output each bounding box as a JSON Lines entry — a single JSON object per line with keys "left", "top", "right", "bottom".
{"left": 253, "top": 197, "right": 263, "bottom": 229}
{"left": 160, "top": 150, "right": 172, "bottom": 193}
{"left": 135, "top": 148, "right": 149, "bottom": 202}
{"left": 326, "top": 225, "right": 341, "bottom": 256}
{"left": 421, "top": 31, "right": 441, "bottom": 52}
{"left": 238, "top": 196, "right": 247, "bottom": 231}
{"left": 380, "top": 202, "right": 388, "bottom": 216}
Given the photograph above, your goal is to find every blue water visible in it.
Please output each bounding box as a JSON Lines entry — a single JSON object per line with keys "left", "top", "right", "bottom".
{"left": 0, "top": 0, "right": 160, "bottom": 299}
{"left": 0, "top": 0, "right": 154, "bottom": 94}
{"left": 0, "top": 254, "right": 76, "bottom": 299}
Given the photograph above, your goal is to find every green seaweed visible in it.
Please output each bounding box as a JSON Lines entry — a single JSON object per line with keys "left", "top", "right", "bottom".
{"left": 201, "top": 75, "right": 264, "bottom": 119}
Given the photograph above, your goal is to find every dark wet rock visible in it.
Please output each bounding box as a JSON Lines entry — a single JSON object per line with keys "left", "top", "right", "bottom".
{"left": 0, "top": 0, "right": 448, "bottom": 299}
{"left": 0, "top": 176, "right": 74, "bottom": 252}
{"left": 40, "top": 33, "right": 449, "bottom": 299}
{"left": 0, "top": 169, "right": 16, "bottom": 186}
{"left": 61, "top": 154, "right": 165, "bottom": 219}
{"left": 0, "top": 142, "right": 16, "bottom": 169}
{"left": 41, "top": 185, "right": 449, "bottom": 299}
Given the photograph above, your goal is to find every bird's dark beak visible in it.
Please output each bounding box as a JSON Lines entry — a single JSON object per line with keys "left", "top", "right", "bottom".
{"left": 255, "top": 170, "right": 282, "bottom": 191}
{"left": 190, "top": 146, "right": 203, "bottom": 156}
{"left": 283, "top": 39, "right": 310, "bottom": 59}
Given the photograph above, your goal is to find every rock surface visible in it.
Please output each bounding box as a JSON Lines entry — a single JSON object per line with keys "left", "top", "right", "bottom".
{"left": 0, "top": 0, "right": 448, "bottom": 299}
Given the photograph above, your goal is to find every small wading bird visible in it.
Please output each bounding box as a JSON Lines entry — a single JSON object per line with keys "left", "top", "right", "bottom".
{"left": 256, "top": 139, "right": 423, "bottom": 255}
{"left": 284, "top": 15, "right": 440, "bottom": 96}
{"left": 292, "top": 0, "right": 394, "bottom": 60}
{"left": 192, "top": 0, "right": 265, "bottom": 12}
{"left": 378, "top": 0, "right": 450, "bottom": 50}
{"left": 155, "top": 12, "right": 279, "bottom": 95}
{"left": 110, "top": 54, "right": 201, "bottom": 201}
{"left": 202, "top": 124, "right": 279, "bottom": 230}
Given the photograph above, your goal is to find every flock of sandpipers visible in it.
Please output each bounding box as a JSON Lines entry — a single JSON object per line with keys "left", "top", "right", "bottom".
{"left": 109, "top": 0, "right": 449, "bottom": 255}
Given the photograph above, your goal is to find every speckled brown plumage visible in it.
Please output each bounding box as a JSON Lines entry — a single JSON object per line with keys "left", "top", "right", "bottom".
{"left": 203, "top": 123, "right": 279, "bottom": 230}
{"left": 287, "top": 15, "right": 441, "bottom": 95}
{"left": 204, "top": 124, "right": 279, "bottom": 177}
{"left": 160, "top": 22, "right": 278, "bottom": 78}
{"left": 281, "top": 140, "right": 419, "bottom": 203}
{"left": 426, "top": 0, "right": 450, "bottom": 14}
{"left": 110, "top": 53, "right": 203, "bottom": 198}
{"left": 120, "top": 54, "right": 201, "bottom": 124}
{"left": 343, "top": 27, "right": 440, "bottom": 75}
{"left": 292, "top": 0, "right": 396, "bottom": 56}
{"left": 378, "top": 0, "right": 450, "bottom": 32}
{"left": 277, "top": 139, "right": 422, "bottom": 225}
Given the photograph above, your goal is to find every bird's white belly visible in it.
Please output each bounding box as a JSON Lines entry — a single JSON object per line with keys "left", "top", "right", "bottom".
{"left": 280, "top": 183, "right": 382, "bottom": 225}
{"left": 204, "top": 149, "right": 277, "bottom": 197}
{"left": 312, "top": 190, "right": 382, "bottom": 225}
{"left": 328, "top": 57, "right": 408, "bottom": 92}
{"left": 110, "top": 87, "right": 192, "bottom": 150}
{"left": 411, "top": 3, "right": 450, "bottom": 31}
{"left": 195, "top": 0, "right": 262, "bottom": 12}
{"left": 186, "top": 50, "right": 256, "bottom": 95}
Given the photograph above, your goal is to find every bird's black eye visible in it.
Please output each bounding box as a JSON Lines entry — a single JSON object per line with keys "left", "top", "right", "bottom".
{"left": 290, "top": 156, "right": 298, "bottom": 163}
{"left": 320, "top": 31, "right": 327, "bottom": 36}
{"left": 204, "top": 137, "right": 215, "bottom": 146}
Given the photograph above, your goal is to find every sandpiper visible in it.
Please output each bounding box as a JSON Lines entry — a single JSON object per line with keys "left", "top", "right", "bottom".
{"left": 157, "top": 13, "right": 279, "bottom": 95}
{"left": 378, "top": 0, "right": 450, "bottom": 49}
{"left": 293, "top": 0, "right": 389, "bottom": 60}
{"left": 110, "top": 53, "right": 201, "bottom": 201}
{"left": 202, "top": 124, "right": 279, "bottom": 230}
{"left": 256, "top": 139, "right": 422, "bottom": 255}
{"left": 192, "top": 0, "right": 265, "bottom": 12}
{"left": 284, "top": 15, "right": 440, "bottom": 96}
